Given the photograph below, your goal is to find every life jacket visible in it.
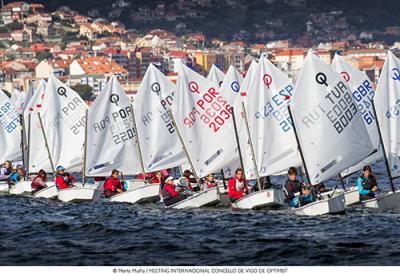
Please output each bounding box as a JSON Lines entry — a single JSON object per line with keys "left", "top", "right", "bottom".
{"left": 228, "top": 177, "right": 248, "bottom": 199}
{"left": 1, "top": 167, "right": 12, "bottom": 176}
{"left": 10, "top": 172, "right": 21, "bottom": 183}
{"left": 31, "top": 175, "right": 46, "bottom": 190}
{"left": 360, "top": 176, "right": 376, "bottom": 190}
{"left": 55, "top": 174, "right": 71, "bottom": 189}
{"left": 162, "top": 184, "right": 179, "bottom": 199}
{"left": 150, "top": 177, "right": 162, "bottom": 184}
{"left": 103, "top": 176, "right": 124, "bottom": 194}
{"left": 283, "top": 179, "right": 301, "bottom": 200}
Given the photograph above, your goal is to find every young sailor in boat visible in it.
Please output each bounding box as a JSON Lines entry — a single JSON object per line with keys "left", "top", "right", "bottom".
{"left": 55, "top": 166, "right": 75, "bottom": 189}
{"left": 31, "top": 169, "right": 48, "bottom": 194}
{"left": 203, "top": 173, "right": 217, "bottom": 190}
{"left": 162, "top": 176, "right": 187, "bottom": 206}
{"left": 228, "top": 168, "right": 249, "bottom": 203}
{"left": 150, "top": 171, "right": 164, "bottom": 184}
{"left": 283, "top": 167, "right": 314, "bottom": 208}
{"left": 357, "top": 165, "right": 378, "bottom": 201}
{"left": 103, "top": 169, "right": 126, "bottom": 198}
{"left": 9, "top": 165, "right": 25, "bottom": 185}
{"left": 182, "top": 170, "right": 200, "bottom": 192}
{"left": 0, "top": 161, "right": 13, "bottom": 181}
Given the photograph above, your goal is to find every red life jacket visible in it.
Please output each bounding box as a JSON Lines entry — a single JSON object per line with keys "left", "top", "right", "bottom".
{"left": 31, "top": 175, "right": 46, "bottom": 190}
{"left": 150, "top": 177, "right": 161, "bottom": 184}
{"left": 228, "top": 177, "right": 248, "bottom": 199}
{"left": 55, "top": 175, "right": 71, "bottom": 189}
{"left": 103, "top": 176, "right": 124, "bottom": 193}
{"left": 162, "top": 184, "right": 179, "bottom": 199}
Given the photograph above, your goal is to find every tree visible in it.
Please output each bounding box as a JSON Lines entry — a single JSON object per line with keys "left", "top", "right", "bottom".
{"left": 71, "top": 84, "right": 93, "bottom": 101}
{"left": 36, "top": 51, "right": 53, "bottom": 61}
{"left": 7, "top": 21, "right": 23, "bottom": 31}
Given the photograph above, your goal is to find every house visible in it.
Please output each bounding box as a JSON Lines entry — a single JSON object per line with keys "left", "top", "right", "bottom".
{"left": 274, "top": 48, "right": 307, "bottom": 71}
{"left": 69, "top": 56, "right": 128, "bottom": 93}
{"left": 73, "top": 15, "right": 90, "bottom": 25}
{"left": 35, "top": 59, "right": 72, "bottom": 80}
{"left": 29, "top": 3, "right": 45, "bottom": 13}
{"left": 10, "top": 30, "right": 30, "bottom": 42}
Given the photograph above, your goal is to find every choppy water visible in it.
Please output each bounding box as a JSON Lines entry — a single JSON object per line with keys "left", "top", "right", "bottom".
{"left": 1, "top": 160, "right": 400, "bottom": 266}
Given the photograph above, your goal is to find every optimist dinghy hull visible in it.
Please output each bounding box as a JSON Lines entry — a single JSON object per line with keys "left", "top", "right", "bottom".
{"left": 57, "top": 185, "right": 102, "bottom": 203}
{"left": 33, "top": 182, "right": 57, "bottom": 199}
{"left": 293, "top": 190, "right": 346, "bottom": 216}
{"left": 232, "top": 189, "right": 285, "bottom": 210}
{"left": 344, "top": 186, "right": 360, "bottom": 206}
{"left": 0, "top": 182, "right": 9, "bottom": 193}
{"left": 362, "top": 191, "right": 400, "bottom": 210}
{"left": 110, "top": 183, "right": 160, "bottom": 204}
{"left": 169, "top": 187, "right": 220, "bottom": 209}
{"left": 8, "top": 181, "right": 32, "bottom": 195}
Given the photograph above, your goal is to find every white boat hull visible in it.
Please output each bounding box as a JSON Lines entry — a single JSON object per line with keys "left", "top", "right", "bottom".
{"left": 293, "top": 191, "right": 346, "bottom": 216}
{"left": 57, "top": 185, "right": 102, "bottom": 203}
{"left": 344, "top": 186, "right": 360, "bottom": 206}
{"left": 8, "top": 181, "right": 32, "bottom": 195}
{"left": 169, "top": 187, "right": 220, "bottom": 209}
{"left": 232, "top": 189, "right": 285, "bottom": 210}
{"left": 125, "top": 179, "right": 146, "bottom": 191}
{"left": 33, "top": 182, "right": 57, "bottom": 199}
{"left": 110, "top": 183, "right": 160, "bottom": 204}
{"left": 0, "top": 182, "right": 9, "bottom": 193}
{"left": 362, "top": 191, "right": 400, "bottom": 209}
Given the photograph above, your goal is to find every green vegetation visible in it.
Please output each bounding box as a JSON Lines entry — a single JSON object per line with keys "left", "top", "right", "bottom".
{"left": 71, "top": 84, "right": 94, "bottom": 100}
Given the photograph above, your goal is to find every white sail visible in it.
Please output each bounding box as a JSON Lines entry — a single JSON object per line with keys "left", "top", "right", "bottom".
{"left": 39, "top": 74, "right": 87, "bottom": 173}
{"left": 10, "top": 89, "right": 19, "bottom": 105}
{"left": 24, "top": 84, "right": 36, "bottom": 111}
{"left": 244, "top": 55, "right": 301, "bottom": 176}
{"left": 86, "top": 76, "right": 142, "bottom": 176}
{"left": 332, "top": 54, "right": 382, "bottom": 176}
{"left": 232, "top": 60, "right": 259, "bottom": 179}
{"left": 207, "top": 64, "right": 225, "bottom": 87}
{"left": 220, "top": 65, "right": 244, "bottom": 105}
{"left": 0, "top": 90, "right": 22, "bottom": 163}
{"left": 13, "top": 91, "right": 27, "bottom": 114}
{"left": 374, "top": 50, "right": 400, "bottom": 178}
{"left": 134, "top": 64, "right": 187, "bottom": 172}
{"left": 24, "top": 80, "right": 51, "bottom": 172}
{"left": 291, "top": 51, "right": 374, "bottom": 185}
{"left": 172, "top": 63, "right": 238, "bottom": 177}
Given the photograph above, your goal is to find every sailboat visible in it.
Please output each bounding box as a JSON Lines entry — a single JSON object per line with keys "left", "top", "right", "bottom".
{"left": 166, "top": 63, "right": 239, "bottom": 208}
{"left": 289, "top": 51, "right": 375, "bottom": 216}
{"left": 110, "top": 64, "right": 189, "bottom": 204}
{"left": 207, "top": 64, "right": 225, "bottom": 87}
{"left": 35, "top": 74, "right": 101, "bottom": 203}
{"left": 231, "top": 55, "right": 298, "bottom": 209}
{"left": 361, "top": 50, "right": 400, "bottom": 209}
{"left": 0, "top": 89, "right": 22, "bottom": 193}
{"left": 331, "top": 53, "right": 383, "bottom": 205}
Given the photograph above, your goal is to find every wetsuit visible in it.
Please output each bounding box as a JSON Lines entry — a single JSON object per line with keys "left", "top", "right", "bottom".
{"left": 103, "top": 176, "right": 125, "bottom": 198}
{"left": 162, "top": 184, "right": 186, "bottom": 206}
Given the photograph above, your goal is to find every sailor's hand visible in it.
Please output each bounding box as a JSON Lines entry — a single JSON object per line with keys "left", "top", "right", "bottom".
{"left": 303, "top": 189, "right": 311, "bottom": 195}
{"left": 372, "top": 186, "right": 378, "bottom": 192}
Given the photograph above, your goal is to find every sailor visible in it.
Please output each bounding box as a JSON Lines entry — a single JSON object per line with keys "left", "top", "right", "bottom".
{"left": 357, "top": 165, "right": 378, "bottom": 201}
{"left": 31, "top": 169, "right": 48, "bottom": 194}
{"left": 283, "top": 167, "right": 313, "bottom": 207}
{"left": 182, "top": 170, "right": 200, "bottom": 191}
{"left": 103, "top": 169, "right": 126, "bottom": 198}
{"left": 203, "top": 173, "right": 217, "bottom": 190}
{"left": 228, "top": 168, "right": 248, "bottom": 203}
{"left": 0, "top": 161, "right": 13, "bottom": 181}
{"left": 162, "top": 176, "right": 187, "bottom": 206}
{"left": 55, "top": 166, "right": 75, "bottom": 189}
{"left": 150, "top": 171, "right": 164, "bottom": 184}
{"left": 9, "top": 165, "right": 25, "bottom": 185}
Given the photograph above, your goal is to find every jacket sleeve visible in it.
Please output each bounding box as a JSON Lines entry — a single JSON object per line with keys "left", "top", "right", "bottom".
{"left": 357, "top": 177, "right": 371, "bottom": 195}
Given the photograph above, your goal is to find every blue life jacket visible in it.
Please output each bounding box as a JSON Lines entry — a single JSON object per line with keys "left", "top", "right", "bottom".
{"left": 10, "top": 172, "right": 21, "bottom": 182}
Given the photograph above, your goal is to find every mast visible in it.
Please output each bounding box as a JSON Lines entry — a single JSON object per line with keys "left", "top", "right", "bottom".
{"left": 371, "top": 98, "right": 396, "bottom": 192}
{"left": 241, "top": 102, "right": 262, "bottom": 190}
{"left": 131, "top": 104, "right": 147, "bottom": 182}
{"left": 231, "top": 106, "right": 245, "bottom": 173}
{"left": 19, "top": 114, "right": 27, "bottom": 180}
{"left": 167, "top": 110, "right": 201, "bottom": 186}
{"left": 26, "top": 113, "right": 31, "bottom": 178}
{"left": 287, "top": 105, "right": 311, "bottom": 184}
{"left": 82, "top": 109, "right": 88, "bottom": 185}
{"left": 37, "top": 112, "right": 55, "bottom": 173}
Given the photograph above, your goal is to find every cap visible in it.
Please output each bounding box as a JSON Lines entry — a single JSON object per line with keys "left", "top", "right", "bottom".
{"left": 56, "top": 166, "right": 65, "bottom": 171}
